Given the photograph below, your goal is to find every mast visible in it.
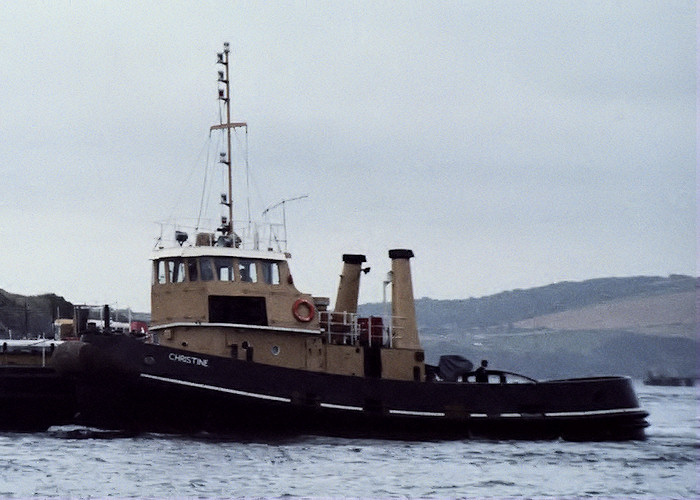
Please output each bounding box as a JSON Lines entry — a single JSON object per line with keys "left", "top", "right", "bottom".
{"left": 212, "top": 42, "right": 247, "bottom": 238}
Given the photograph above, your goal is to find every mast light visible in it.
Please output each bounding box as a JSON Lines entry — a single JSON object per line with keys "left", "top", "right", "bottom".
{"left": 217, "top": 42, "right": 233, "bottom": 237}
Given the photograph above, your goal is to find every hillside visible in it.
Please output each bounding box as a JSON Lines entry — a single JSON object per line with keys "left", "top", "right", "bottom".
{"left": 0, "top": 290, "right": 147, "bottom": 338}
{"left": 512, "top": 291, "right": 694, "bottom": 335}
{"left": 0, "top": 289, "right": 73, "bottom": 337}
{"left": 361, "top": 275, "right": 698, "bottom": 379}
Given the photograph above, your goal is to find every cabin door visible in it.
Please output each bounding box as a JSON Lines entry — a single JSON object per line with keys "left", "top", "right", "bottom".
{"left": 363, "top": 345, "right": 382, "bottom": 378}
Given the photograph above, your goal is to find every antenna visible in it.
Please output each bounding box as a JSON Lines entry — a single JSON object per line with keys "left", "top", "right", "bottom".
{"left": 262, "top": 195, "right": 309, "bottom": 251}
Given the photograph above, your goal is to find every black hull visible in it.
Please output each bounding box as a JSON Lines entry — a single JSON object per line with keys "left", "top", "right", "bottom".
{"left": 54, "top": 334, "right": 648, "bottom": 441}
{"left": 0, "top": 366, "right": 76, "bottom": 431}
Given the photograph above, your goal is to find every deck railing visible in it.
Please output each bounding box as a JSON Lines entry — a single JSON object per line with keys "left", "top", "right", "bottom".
{"left": 319, "top": 311, "right": 397, "bottom": 348}
{"left": 155, "top": 220, "right": 286, "bottom": 252}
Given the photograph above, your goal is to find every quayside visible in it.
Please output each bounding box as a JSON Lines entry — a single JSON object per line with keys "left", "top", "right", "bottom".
{"left": 1, "top": 339, "right": 76, "bottom": 431}
{"left": 52, "top": 43, "right": 648, "bottom": 441}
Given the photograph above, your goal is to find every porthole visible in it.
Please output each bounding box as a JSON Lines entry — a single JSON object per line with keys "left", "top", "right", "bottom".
{"left": 144, "top": 355, "right": 155, "bottom": 366}
{"left": 271, "top": 345, "right": 280, "bottom": 356}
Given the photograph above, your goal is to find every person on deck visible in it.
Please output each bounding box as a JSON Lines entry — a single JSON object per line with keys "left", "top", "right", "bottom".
{"left": 475, "top": 359, "right": 489, "bottom": 383}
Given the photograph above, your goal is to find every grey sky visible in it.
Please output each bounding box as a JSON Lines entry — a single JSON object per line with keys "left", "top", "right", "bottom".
{"left": 0, "top": 1, "right": 696, "bottom": 312}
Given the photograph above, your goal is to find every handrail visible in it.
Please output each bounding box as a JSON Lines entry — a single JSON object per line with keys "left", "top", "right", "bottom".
{"left": 154, "top": 219, "right": 285, "bottom": 252}
{"left": 1, "top": 337, "right": 60, "bottom": 367}
{"left": 462, "top": 369, "right": 538, "bottom": 384}
{"left": 319, "top": 311, "right": 397, "bottom": 348}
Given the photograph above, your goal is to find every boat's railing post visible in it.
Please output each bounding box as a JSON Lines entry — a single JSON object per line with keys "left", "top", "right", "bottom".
{"left": 389, "top": 315, "right": 405, "bottom": 346}
{"left": 383, "top": 315, "right": 389, "bottom": 348}
{"left": 348, "top": 311, "right": 356, "bottom": 344}
{"left": 323, "top": 312, "right": 365, "bottom": 345}
{"left": 324, "top": 311, "right": 376, "bottom": 346}
{"left": 368, "top": 316, "right": 373, "bottom": 347}
{"left": 387, "top": 314, "right": 393, "bottom": 348}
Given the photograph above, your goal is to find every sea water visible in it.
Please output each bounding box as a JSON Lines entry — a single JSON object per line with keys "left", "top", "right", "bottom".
{"left": 0, "top": 383, "right": 697, "bottom": 498}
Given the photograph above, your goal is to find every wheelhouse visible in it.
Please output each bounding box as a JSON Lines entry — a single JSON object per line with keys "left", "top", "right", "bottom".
{"left": 149, "top": 245, "right": 314, "bottom": 331}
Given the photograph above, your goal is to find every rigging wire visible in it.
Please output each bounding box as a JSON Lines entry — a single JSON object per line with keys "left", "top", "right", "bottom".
{"left": 245, "top": 126, "right": 251, "bottom": 232}
{"left": 210, "top": 132, "right": 226, "bottom": 228}
{"left": 195, "top": 135, "right": 214, "bottom": 231}
{"left": 194, "top": 125, "right": 228, "bottom": 233}
{"left": 218, "top": 99, "right": 224, "bottom": 130}
{"left": 156, "top": 135, "right": 211, "bottom": 248}
{"left": 233, "top": 127, "right": 252, "bottom": 233}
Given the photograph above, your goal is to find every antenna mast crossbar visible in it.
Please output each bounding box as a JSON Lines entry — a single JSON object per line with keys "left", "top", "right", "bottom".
{"left": 210, "top": 122, "right": 247, "bottom": 131}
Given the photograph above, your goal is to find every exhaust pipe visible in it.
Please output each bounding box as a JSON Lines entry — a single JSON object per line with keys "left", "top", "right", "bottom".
{"left": 389, "top": 249, "right": 421, "bottom": 350}
{"left": 334, "top": 254, "right": 367, "bottom": 313}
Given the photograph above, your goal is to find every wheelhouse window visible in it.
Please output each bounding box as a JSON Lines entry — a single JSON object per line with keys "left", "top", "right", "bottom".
{"left": 238, "top": 259, "right": 257, "bottom": 283}
{"left": 200, "top": 257, "right": 215, "bottom": 281}
{"left": 215, "top": 257, "right": 234, "bottom": 281}
{"left": 169, "top": 259, "right": 186, "bottom": 283}
{"left": 261, "top": 261, "right": 280, "bottom": 285}
{"left": 187, "top": 258, "right": 198, "bottom": 281}
{"left": 156, "top": 260, "right": 167, "bottom": 284}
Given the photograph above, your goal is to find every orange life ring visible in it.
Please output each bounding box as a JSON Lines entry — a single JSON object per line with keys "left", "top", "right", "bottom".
{"left": 292, "top": 298, "right": 315, "bottom": 322}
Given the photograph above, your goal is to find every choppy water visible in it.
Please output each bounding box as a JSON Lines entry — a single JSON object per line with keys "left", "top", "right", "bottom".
{"left": 0, "top": 383, "right": 697, "bottom": 498}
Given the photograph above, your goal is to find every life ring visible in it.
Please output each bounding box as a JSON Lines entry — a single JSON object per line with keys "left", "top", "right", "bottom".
{"left": 292, "top": 298, "right": 315, "bottom": 322}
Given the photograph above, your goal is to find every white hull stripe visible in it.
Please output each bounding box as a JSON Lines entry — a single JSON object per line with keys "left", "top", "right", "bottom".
{"left": 389, "top": 409, "right": 445, "bottom": 417}
{"left": 150, "top": 322, "right": 321, "bottom": 335}
{"left": 320, "top": 402, "right": 363, "bottom": 412}
{"left": 140, "top": 374, "right": 643, "bottom": 419}
{"left": 140, "top": 373, "right": 291, "bottom": 403}
{"left": 543, "top": 407, "right": 645, "bottom": 418}
{"left": 470, "top": 407, "right": 644, "bottom": 419}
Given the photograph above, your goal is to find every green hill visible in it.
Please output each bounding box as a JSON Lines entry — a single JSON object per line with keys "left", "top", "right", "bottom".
{"left": 361, "top": 275, "right": 698, "bottom": 379}
{"left": 0, "top": 289, "right": 73, "bottom": 338}
{"left": 0, "top": 290, "right": 147, "bottom": 338}
{"left": 364, "top": 275, "right": 695, "bottom": 330}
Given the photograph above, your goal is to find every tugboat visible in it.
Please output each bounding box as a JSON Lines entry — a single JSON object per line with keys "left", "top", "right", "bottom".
{"left": 52, "top": 44, "right": 648, "bottom": 440}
